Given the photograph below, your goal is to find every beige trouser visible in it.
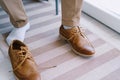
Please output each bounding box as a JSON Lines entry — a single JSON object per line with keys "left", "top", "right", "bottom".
{"left": 61, "top": 0, "right": 83, "bottom": 27}
{"left": 0, "top": 0, "right": 28, "bottom": 28}
{"left": 0, "top": 0, "right": 83, "bottom": 28}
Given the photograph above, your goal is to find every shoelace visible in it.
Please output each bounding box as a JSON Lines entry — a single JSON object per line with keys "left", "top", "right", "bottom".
{"left": 9, "top": 47, "right": 57, "bottom": 72}
{"left": 68, "top": 27, "right": 95, "bottom": 50}
{"left": 13, "top": 47, "right": 30, "bottom": 71}
{"left": 79, "top": 27, "right": 95, "bottom": 50}
{"left": 68, "top": 27, "right": 85, "bottom": 40}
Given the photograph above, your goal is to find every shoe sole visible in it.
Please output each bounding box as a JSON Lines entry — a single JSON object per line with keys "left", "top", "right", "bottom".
{"left": 59, "top": 34, "right": 94, "bottom": 57}
{"left": 15, "top": 75, "right": 19, "bottom": 80}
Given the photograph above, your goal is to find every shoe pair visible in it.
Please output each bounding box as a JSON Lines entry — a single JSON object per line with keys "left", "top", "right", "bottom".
{"left": 9, "top": 25, "right": 95, "bottom": 80}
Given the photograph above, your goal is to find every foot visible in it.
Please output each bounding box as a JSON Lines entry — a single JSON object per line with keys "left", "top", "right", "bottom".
{"left": 6, "top": 23, "right": 30, "bottom": 46}
{"left": 59, "top": 25, "right": 95, "bottom": 57}
{"left": 9, "top": 40, "right": 41, "bottom": 80}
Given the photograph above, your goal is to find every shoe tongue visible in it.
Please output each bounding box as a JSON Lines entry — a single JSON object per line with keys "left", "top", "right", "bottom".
{"left": 70, "top": 27, "right": 79, "bottom": 32}
{"left": 20, "top": 46, "right": 27, "bottom": 50}
{"left": 72, "top": 26, "right": 78, "bottom": 29}
{"left": 12, "top": 46, "right": 26, "bottom": 52}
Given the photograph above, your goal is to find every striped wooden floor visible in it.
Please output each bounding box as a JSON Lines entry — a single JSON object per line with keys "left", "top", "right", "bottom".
{"left": 0, "top": 1, "right": 120, "bottom": 80}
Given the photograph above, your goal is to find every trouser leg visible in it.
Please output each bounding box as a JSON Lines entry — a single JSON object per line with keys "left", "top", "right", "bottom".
{"left": 61, "top": 0, "right": 83, "bottom": 27}
{"left": 0, "top": 0, "right": 28, "bottom": 28}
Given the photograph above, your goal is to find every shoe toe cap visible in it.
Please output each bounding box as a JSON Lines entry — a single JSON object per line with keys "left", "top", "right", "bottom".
{"left": 73, "top": 44, "right": 95, "bottom": 57}
{"left": 27, "top": 74, "right": 41, "bottom": 80}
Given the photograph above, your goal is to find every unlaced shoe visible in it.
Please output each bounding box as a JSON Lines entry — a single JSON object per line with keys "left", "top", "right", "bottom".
{"left": 9, "top": 40, "right": 41, "bottom": 80}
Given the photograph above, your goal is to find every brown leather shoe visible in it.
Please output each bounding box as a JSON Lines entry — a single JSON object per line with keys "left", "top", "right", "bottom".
{"left": 9, "top": 40, "right": 41, "bottom": 80}
{"left": 59, "top": 25, "right": 95, "bottom": 57}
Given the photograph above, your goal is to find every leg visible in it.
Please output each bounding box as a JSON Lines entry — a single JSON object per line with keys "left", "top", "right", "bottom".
{"left": 60, "top": 0, "right": 95, "bottom": 57}
{"left": 0, "top": 0, "right": 28, "bottom": 27}
{"left": 0, "top": 0, "right": 30, "bottom": 45}
{"left": 61, "top": 0, "right": 83, "bottom": 27}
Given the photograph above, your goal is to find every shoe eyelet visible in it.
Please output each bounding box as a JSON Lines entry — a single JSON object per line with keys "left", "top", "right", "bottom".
{"left": 22, "top": 52, "right": 26, "bottom": 55}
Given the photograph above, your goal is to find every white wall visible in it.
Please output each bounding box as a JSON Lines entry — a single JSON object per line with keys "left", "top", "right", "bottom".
{"left": 82, "top": 0, "right": 120, "bottom": 33}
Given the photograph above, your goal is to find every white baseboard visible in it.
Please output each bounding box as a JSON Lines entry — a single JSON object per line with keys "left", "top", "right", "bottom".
{"left": 82, "top": 0, "right": 120, "bottom": 33}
